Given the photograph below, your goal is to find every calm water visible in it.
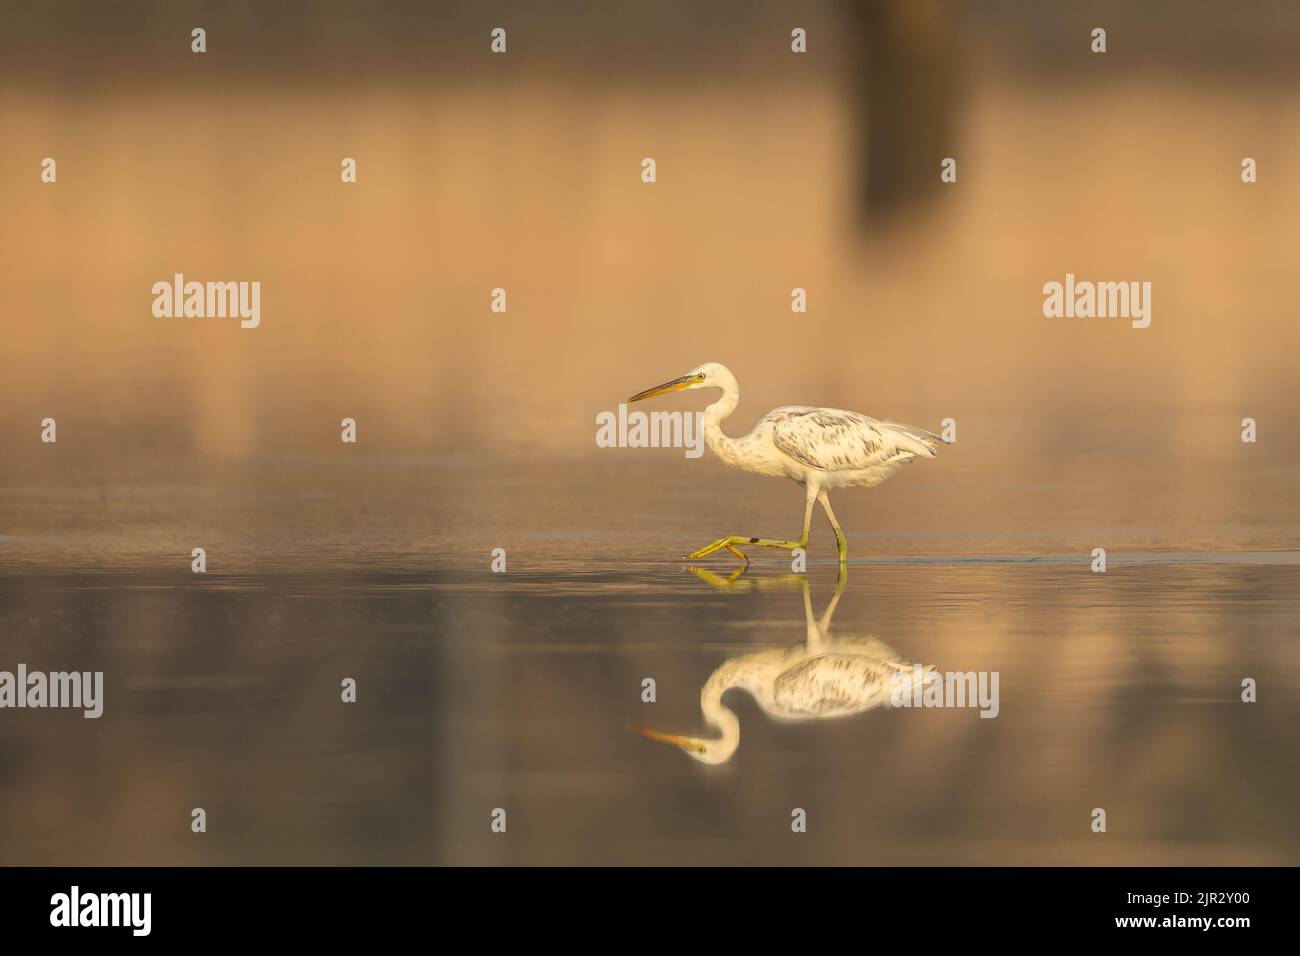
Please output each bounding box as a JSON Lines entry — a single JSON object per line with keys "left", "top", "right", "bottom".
{"left": 2, "top": 456, "right": 1297, "bottom": 865}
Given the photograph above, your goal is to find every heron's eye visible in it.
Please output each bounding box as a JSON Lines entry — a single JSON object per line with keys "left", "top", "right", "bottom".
{"left": 696, "top": 373, "right": 705, "bottom": 381}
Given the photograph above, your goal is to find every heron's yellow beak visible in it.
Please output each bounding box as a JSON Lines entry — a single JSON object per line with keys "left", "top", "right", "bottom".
{"left": 627, "top": 375, "right": 694, "bottom": 403}
{"left": 631, "top": 724, "right": 707, "bottom": 754}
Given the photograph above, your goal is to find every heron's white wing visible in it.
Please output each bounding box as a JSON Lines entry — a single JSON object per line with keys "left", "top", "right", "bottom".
{"left": 769, "top": 406, "right": 940, "bottom": 472}
{"left": 772, "top": 654, "right": 903, "bottom": 717}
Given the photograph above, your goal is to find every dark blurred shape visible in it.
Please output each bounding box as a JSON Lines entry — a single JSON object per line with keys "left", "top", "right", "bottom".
{"left": 854, "top": 0, "right": 963, "bottom": 228}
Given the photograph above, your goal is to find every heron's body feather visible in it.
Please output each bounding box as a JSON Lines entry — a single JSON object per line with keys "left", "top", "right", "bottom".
{"left": 705, "top": 638, "right": 920, "bottom": 721}
{"left": 763, "top": 406, "right": 941, "bottom": 489}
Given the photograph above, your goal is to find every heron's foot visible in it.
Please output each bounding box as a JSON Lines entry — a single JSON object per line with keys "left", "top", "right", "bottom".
{"left": 687, "top": 567, "right": 809, "bottom": 591}
{"left": 687, "top": 566, "right": 749, "bottom": 590}
{"left": 687, "top": 537, "right": 749, "bottom": 562}
{"left": 686, "top": 535, "right": 806, "bottom": 561}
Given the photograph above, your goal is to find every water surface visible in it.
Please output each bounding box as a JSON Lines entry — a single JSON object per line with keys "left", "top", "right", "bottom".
{"left": 2, "top": 503, "right": 1296, "bottom": 864}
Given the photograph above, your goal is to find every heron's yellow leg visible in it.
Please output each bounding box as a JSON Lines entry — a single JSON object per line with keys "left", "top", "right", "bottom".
{"left": 688, "top": 568, "right": 811, "bottom": 591}
{"left": 687, "top": 533, "right": 806, "bottom": 560}
{"left": 817, "top": 489, "right": 849, "bottom": 565}
{"left": 687, "top": 487, "right": 818, "bottom": 562}
{"left": 687, "top": 566, "right": 750, "bottom": 589}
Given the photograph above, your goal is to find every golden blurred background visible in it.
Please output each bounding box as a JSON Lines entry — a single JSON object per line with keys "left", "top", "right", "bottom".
{"left": 3, "top": 1, "right": 1297, "bottom": 450}
{"left": 3, "top": 1, "right": 1299, "bottom": 570}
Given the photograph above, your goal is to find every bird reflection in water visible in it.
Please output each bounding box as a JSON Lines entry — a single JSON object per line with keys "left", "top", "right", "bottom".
{"left": 635, "top": 568, "right": 932, "bottom": 765}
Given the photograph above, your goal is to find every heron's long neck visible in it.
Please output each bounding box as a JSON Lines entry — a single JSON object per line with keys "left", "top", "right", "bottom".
{"left": 702, "top": 665, "right": 743, "bottom": 764}
{"left": 699, "top": 673, "right": 742, "bottom": 762}
{"left": 703, "top": 379, "right": 743, "bottom": 464}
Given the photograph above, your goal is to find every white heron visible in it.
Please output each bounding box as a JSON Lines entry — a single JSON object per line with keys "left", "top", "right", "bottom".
{"left": 627, "top": 362, "right": 947, "bottom": 564}
{"left": 634, "top": 573, "right": 931, "bottom": 764}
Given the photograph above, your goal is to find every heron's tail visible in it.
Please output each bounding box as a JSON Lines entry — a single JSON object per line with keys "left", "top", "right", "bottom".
{"left": 883, "top": 421, "right": 949, "bottom": 449}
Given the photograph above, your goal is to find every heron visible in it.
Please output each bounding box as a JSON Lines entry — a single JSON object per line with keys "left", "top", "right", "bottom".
{"left": 633, "top": 572, "right": 932, "bottom": 765}
{"left": 627, "top": 362, "right": 947, "bottom": 565}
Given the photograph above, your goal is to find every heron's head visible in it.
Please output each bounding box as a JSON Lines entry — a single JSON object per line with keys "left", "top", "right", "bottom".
{"left": 632, "top": 725, "right": 733, "bottom": 765}
{"left": 627, "top": 362, "right": 734, "bottom": 403}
